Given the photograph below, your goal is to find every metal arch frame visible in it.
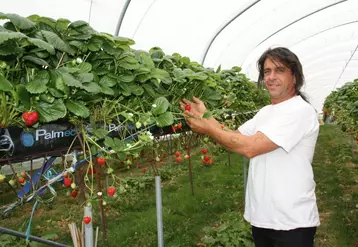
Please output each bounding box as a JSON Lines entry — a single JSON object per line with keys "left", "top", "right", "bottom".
{"left": 255, "top": 0, "right": 348, "bottom": 48}
{"left": 200, "top": 0, "right": 261, "bottom": 66}
{"left": 114, "top": 0, "right": 132, "bottom": 36}
{"left": 214, "top": 0, "right": 350, "bottom": 74}
{"left": 291, "top": 20, "right": 358, "bottom": 47}
{"left": 333, "top": 43, "right": 358, "bottom": 90}
{"left": 242, "top": 20, "right": 358, "bottom": 79}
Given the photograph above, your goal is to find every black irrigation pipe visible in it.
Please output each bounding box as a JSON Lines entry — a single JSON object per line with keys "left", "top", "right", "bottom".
{"left": 0, "top": 226, "right": 71, "bottom": 247}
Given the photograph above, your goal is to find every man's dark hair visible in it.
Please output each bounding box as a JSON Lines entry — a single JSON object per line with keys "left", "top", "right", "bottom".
{"left": 257, "top": 47, "right": 308, "bottom": 102}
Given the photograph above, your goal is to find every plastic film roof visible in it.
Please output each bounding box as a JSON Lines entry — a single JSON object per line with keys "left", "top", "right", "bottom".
{"left": 1, "top": 0, "right": 358, "bottom": 112}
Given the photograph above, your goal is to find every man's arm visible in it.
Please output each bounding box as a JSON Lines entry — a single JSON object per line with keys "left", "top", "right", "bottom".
{"left": 206, "top": 126, "right": 278, "bottom": 159}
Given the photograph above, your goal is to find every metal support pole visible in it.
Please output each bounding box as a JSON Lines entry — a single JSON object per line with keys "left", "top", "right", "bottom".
{"left": 0, "top": 226, "right": 70, "bottom": 247}
{"left": 155, "top": 176, "right": 164, "bottom": 247}
{"left": 84, "top": 206, "right": 94, "bottom": 247}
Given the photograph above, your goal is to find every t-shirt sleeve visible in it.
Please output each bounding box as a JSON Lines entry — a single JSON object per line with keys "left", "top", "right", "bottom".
{"left": 238, "top": 116, "right": 257, "bottom": 136}
{"left": 257, "top": 107, "right": 318, "bottom": 153}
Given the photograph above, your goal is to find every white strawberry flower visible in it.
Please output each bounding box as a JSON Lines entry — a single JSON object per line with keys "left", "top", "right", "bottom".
{"left": 76, "top": 58, "right": 83, "bottom": 64}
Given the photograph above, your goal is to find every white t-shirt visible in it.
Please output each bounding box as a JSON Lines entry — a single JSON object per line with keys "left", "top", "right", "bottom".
{"left": 238, "top": 95, "right": 320, "bottom": 230}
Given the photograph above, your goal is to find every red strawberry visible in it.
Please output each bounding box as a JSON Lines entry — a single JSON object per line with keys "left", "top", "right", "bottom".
{"left": 107, "top": 187, "right": 116, "bottom": 197}
{"left": 185, "top": 105, "right": 191, "bottom": 111}
{"left": 175, "top": 151, "right": 180, "bottom": 157}
{"left": 22, "top": 111, "right": 39, "bottom": 127}
{"left": 176, "top": 157, "right": 182, "bottom": 163}
{"left": 172, "top": 125, "right": 177, "bottom": 132}
{"left": 177, "top": 123, "right": 182, "bottom": 129}
{"left": 208, "top": 159, "right": 213, "bottom": 165}
{"left": 204, "top": 155, "right": 210, "bottom": 161}
{"left": 71, "top": 190, "right": 78, "bottom": 198}
{"left": 88, "top": 168, "right": 96, "bottom": 175}
{"left": 83, "top": 216, "right": 91, "bottom": 225}
{"left": 202, "top": 148, "right": 208, "bottom": 154}
{"left": 18, "top": 177, "right": 25, "bottom": 184}
{"left": 64, "top": 178, "right": 72, "bottom": 187}
{"left": 97, "top": 157, "right": 106, "bottom": 166}
{"left": 141, "top": 168, "right": 147, "bottom": 173}
{"left": 202, "top": 159, "right": 207, "bottom": 164}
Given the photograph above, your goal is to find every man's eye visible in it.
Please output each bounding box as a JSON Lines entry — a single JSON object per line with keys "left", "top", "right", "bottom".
{"left": 277, "top": 68, "right": 285, "bottom": 73}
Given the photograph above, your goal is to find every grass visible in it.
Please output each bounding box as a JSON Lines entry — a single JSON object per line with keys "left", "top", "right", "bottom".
{"left": 105, "top": 152, "right": 246, "bottom": 247}
{"left": 1, "top": 125, "right": 358, "bottom": 246}
{"left": 313, "top": 125, "right": 358, "bottom": 247}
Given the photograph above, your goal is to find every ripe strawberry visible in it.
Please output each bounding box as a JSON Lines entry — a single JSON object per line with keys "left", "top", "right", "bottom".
{"left": 185, "top": 105, "right": 191, "bottom": 111}
{"left": 22, "top": 111, "right": 39, "bottom": 127}
{"left": 202, "top": 148, "right": 208, "bottom": 154}
{"left": 208, "top": 159, "right": 213, "bottom": 165}
{"left": 175, "top": 151, "right": 180, "bottom": 157}
{"left": 204, "top": 155, "right": 210, "bottom": 161}
{"left": 64, "top": 178, "right": 72, "bottom": 187}
{"left": 18, "top": 177, "right": 25, "bottom": 184}
{"left": 97, "top": 157, "right": 106, "bottom": 166}
{"left": 83, "top": 216, "right": 91, "bottom": 225}
{"left": 176, "top": 157, "right": 182, "bottom": 163}
{"left": 141, "top": 168, "right": 147, "bottom": 173}
{"left": 107, "top": 187, "right": 116, "bottom": 197}
{"left": 88, "top": 168, "right": 96, "bottom": 175}
{"left": 177, "top": 123, "right": 182, "bottom": 129}
{"left": 202, "top": 159, "right": 207, "bottom": 164}
{"left": 71, "top": 190, "right": 78, "bottom": 198}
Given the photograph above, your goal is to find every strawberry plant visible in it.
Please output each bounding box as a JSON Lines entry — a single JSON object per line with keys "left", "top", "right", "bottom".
{"left": 323, "top": 79, "right": 358, "bottom": 137}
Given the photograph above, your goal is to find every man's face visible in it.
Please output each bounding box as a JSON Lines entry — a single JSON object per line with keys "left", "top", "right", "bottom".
{"left": 263, "top": 57, "right": 295, "bottom": 101}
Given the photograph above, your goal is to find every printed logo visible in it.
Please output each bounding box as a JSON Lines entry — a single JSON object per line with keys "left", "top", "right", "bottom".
{"left": 21, "top": 133, "right": 35, "bottom": 147}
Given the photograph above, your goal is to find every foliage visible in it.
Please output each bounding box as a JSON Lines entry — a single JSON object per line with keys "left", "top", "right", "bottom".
{"left": 323, "top": 79, "right": 358, "bottom": 137}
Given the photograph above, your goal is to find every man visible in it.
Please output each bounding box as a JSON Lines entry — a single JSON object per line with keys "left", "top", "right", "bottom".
{"left": 180, "top": 47, "right": 319, "bottom": 247}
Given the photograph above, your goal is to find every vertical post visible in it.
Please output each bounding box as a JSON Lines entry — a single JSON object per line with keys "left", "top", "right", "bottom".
{"left": 84, "top": 206, "right": 94, "bottom": 247}
{"left": 155, "top": 176, "right": 164, "bottom": 247}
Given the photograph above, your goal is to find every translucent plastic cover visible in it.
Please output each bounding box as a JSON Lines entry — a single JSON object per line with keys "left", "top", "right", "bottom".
{"left": 1, "top": 0, "right": 357, "bottom": 111}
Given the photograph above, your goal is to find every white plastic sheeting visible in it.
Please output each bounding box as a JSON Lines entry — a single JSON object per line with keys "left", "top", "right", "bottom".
{"left": 1, "top": 0, "right": 358, "bottom": 112}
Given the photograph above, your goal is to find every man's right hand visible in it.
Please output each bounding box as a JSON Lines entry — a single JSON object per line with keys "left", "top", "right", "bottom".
{"left": 180, "top": 96, "right": 207, "bottom": 118}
